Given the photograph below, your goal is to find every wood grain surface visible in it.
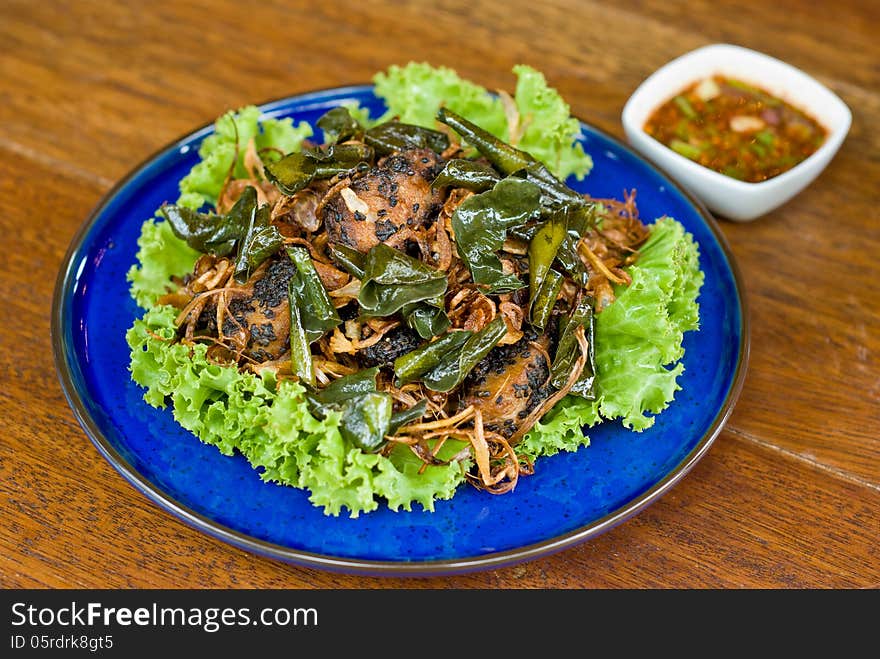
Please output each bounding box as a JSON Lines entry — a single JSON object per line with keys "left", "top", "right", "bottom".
{"left": 2, "top": 0, "right": 877, "bottom": 589}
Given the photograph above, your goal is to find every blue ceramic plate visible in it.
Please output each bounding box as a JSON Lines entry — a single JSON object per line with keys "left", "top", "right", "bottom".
{"left": 53, "top": 85, "right": 748, "bottom": 576}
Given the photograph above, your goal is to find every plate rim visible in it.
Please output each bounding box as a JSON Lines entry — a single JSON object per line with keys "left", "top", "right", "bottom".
{"left": 51, "top": 84, "right": 750, "bottom": 576}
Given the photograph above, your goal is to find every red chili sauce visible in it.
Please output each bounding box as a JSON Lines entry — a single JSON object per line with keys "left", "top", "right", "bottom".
{"left": 644, "top": 75, "right": 828, "bottom": 183}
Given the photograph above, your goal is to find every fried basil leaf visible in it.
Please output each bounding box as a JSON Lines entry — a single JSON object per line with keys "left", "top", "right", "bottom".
{"left": 431, "top": 159, "right": 501, "bottom": 192}
{"left": 451, "top": 177, "right": 540, "bottom": 293}
{"left": 549, "top": 295, "right": 596, "bottom": 398}
{"left": 421, "top": 316, "right": 507, "bottom": 392}
{"left": 286, "top": 246, "right": 342, "bottom": 343}
{"left": 288, "top": 297, "right": 315, "bottom": 386}
{"left": 358, "top": 243, "right": 448, "bottom": 317}
{"left": 317, "top": 106, "right": 364, "bottom": 145}
{"left": 265, "top": 143, "right": 374, "bottom": 195}
{"left": 401, "top": 300, "right": 450, "bottom": 339}
{"left": 314, "top": 367, "right": 380, "bottom": 404}
{"left": 364, "top": 120, "right": 449, "bottom": 156}
{"left": 337, "top": 392, "right": 393, "bottom": 452}
{"left": 328, "top": 243, "right": 367, "bottom": 280}
{"left": 528, "top": 212, "right": 568, "bottom": 312}
{"left": 233, "top": 197, "right": 283, "bottom": 283}
{"left": 159, "top": 185, "right": 255, "bottom": 255}
{"left": 305, "top": 367, "right": 391, "bottom": 452}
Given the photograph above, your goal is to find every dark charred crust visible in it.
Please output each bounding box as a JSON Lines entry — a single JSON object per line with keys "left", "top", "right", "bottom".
{"left": 512, "top": 383, "right": 531, "bottom": 398}
{"left": 356, "top": 326, "right": 423, "bottom": 367}
{"left": 486, "top": 419, "right": 518, "bottom": 437}
{"left": 385, "top": 154, "right": 411, "bottom": 174}
{"left": 423, "top": 159, "right": 447, "bottom": 181}
{"left": 376, "top": 173, "right": 393, "bottom": 197}
{"left": 403, "top": 239, "right": 422, "bottom": 259}
{"left": 191, "top": 256, "right": 296, "bottom": 362}
{"left": 250, "top": 348, "right": 272, "bottom": 362}
{"left": 221, "top": 297, "right": 254, "bottom": 336}
{"left": 249, "top": 323, "right": 277, "bottom": 346}
{"left": 253, "top": 257, "right": 296, "bottom": 308}
{"left": 197, "top": 305, "right": 217, "bottom": 332}
{"left": 374, "top": 218, "right": 399, "bottom": 241}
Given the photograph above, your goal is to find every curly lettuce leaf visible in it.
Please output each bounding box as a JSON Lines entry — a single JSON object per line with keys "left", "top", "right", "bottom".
{"left": 126, "top": 106, "right": 312, "bottom": 308}
{"left": 372, "top": 62, "right": 592, "bottom": 181}
{"left": 126, "top": 218, "right": 199, "bottom": 309}
{"left": 511, "top": 64, "right": 592, "bottom": 181}
{"left": 177, "top": 105, "right": 313, "bottom": 211}
{"left": 126, "top": 305, "right": 467, "bottom": 517}
{"left": 373, "top": 62, "right": 508, "bottom": 138}
{"left": 523, "top": 216, "right": 703, "bottom": 452}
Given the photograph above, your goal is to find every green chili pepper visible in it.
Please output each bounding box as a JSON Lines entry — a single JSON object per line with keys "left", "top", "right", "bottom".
{"left": 436, "top": 107, "right": 586, "bottom": 209}
{"left": 233, "top": 198, "right": 283, "bottom": 283}
{"left": 528, "top": 213, "right": 568, "bottom": 311}
{"left": 721, "top": 165, "right": 745, "bottom": 180}
{"left": 422, "top": 316, "right": 507, "bottom": 392}
{"left": 669, "top": 139, "right": 703, "bottom": 160}
{"left": 431, "top": 159, "right": 500, "bottom": 192}
{"left": 393, "top": 330, "right": 472, "bottom": 386}
{"left": 553, "top": 204, "right": 595, "bottom": 288}
{"left": 364, "top": 120, "right": 450, "bottom": 156}
{"left": 755, "top": 130, "right": 775, "bottom": 147}
{"left": 312, "top": 143, "right": 374, "bottom": 178}
{"left": 530, "top": 268, "right": 564, "bottom": 330}
{"left": 286, "top": 247, "right": 341, "bottom": 343}
{"left": 725, "top": 78, "right": 764, "bottom": 96}
{"left": 673, "top": 95, "right": 697, "bottom": 120}
{"left": 749, "top": 142, "right": 768, "bottom": 158}
{"left": 437, "top": 107, "right": 529, "bottom": 173}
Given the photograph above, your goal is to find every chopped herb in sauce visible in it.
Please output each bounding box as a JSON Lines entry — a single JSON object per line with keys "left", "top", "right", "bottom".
{"left": 644, "top": 75, "right": 828, "bottom": 183}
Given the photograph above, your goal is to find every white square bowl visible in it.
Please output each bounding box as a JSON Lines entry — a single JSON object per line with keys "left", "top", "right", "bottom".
{"left": 621, "top": 43, "right": 851, "bottom": 221}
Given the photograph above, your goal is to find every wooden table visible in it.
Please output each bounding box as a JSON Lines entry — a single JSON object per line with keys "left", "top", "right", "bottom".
{"left": 2, "top": 0, "right": 877, "bottom": 589}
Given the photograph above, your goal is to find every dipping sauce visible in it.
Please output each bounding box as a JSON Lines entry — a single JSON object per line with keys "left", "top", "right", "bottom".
{"left": 644, "top": 75, "right": 828, "bottom": 183}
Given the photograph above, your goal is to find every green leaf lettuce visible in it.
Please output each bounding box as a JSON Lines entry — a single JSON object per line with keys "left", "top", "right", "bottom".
{"left": 373, "top": 62, "right": 593, "bottom": 181}
{"left": 522, "top": 216, "right": 704, "bottom": 459}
